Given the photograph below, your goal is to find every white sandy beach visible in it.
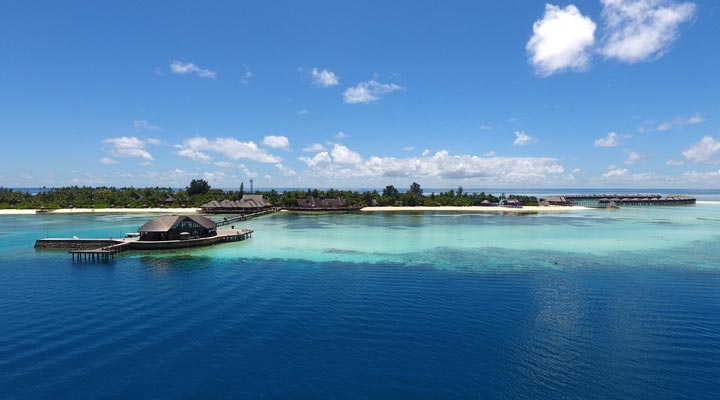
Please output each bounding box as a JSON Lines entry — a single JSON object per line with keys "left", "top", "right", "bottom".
{"left": 360, "top": 206, "right": 589, "bottom": 213}
{"left": 0, "top": 208, "right": 202, "bottom": 215}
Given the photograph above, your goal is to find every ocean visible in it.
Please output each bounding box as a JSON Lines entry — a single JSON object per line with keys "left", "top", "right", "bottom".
{"left": 1, "top": 204, "right": 719, "bottom": 399}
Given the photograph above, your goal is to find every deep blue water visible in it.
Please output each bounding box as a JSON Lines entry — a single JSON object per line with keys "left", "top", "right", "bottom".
{"left": 1, "top": 211, "right": 720, "bottom": 399}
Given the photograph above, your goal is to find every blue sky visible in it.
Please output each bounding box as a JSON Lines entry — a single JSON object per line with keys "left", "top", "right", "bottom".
{"left": 1, "top": 0, "right": 719, "bottom": 189}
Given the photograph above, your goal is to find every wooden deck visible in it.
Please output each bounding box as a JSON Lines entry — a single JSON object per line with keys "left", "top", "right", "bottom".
{"left": 38, "top": 229, "right": 253, "bottom": 262}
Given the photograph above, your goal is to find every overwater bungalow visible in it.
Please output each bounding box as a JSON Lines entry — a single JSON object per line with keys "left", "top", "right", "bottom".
{"left": 138, "top": 215, "right": 217, "bottom": 241}
{"left": 557, "top": 194, "right": 695, "bottom": 207}
{"left": 291, "top": 197, "right": 361, "bottom": 211}
{"left": 200, "top": 194, "right": 273, "bottom": 214}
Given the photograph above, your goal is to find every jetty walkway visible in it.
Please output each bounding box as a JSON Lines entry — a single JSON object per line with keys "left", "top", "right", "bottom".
{"left": 216, "top": 208, "right": 279, "bottom": 227}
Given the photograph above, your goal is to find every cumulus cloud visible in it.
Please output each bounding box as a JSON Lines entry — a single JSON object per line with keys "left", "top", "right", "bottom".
{"left": 262, "top": 135, "right": 290, "bottom": 149}
{"left": 298, "top": 151, "right": 332, "bottom": 169}
{"left": 513, "top": 131, "right": 538, "bottom": 146}
{"left": 600, "top": 165, "right": 657, "bottom": 183}
{"left": 311, "top": 67, "right": 339, "bottom": 87}
{"left": 625, "top": 151, "right": 644, "bottom": 164}
{"left": 657, "top": 112, "right": 704, "bottom": 131}
{"left": 343, "top": 80, "right": 404, "bottom": 104}
{"left": 104, "top": 136, "right": 154, "bottom": 161}
{"left": 600, "top": 0, "right": 696, "bottom": 63}
{"left": 682, "top": 136, "right": 720, "bottom": 164}
{"left": 132, "top": 120, "right": 159, "bottom": 131}
{"left": 176, "top": 137, "right": 282, "bottom": 163}
{"left": 335, "top": 131, "right": 349, "bottom": 139}
{"left": 299, "top": 145, "right": 565, "bottom": 183}
{"left": 330, "top": 144, "right": 363, "bottom": 165}
{"left": 302, "top": 143, "right": 326, "bottom": 153}
{"left": 594, "top": 131, "right": 619, "bottom": 147}
{"left": 526, "top": 4, "right": 597, "bottom": 76}
{"left": 170, "top": 60, "right": 217, "bottom": 79}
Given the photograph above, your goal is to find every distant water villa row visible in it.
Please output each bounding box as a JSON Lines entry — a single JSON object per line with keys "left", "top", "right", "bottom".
{"left": 541, "top": 194, "right": 696, "bottom": 207}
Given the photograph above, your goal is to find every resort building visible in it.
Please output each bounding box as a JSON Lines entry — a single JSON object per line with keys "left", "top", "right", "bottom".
{"left": 296, "top": 197, "right": 347, "bottom": 209}
{"left": 138, "top": 215, "right": 217, "bottom": 241}
{"left": 543, "top": 194, "right": 696, "bottom": 207}
{"left": 200, "top": 194, "right": 273, "bottom": 213}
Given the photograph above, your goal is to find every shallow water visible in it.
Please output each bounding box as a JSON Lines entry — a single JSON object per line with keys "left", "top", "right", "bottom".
{"left": 1, "top": 206, "right": 719, "bottom": 399}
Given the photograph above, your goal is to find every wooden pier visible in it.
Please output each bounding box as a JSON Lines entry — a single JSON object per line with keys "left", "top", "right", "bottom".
{"left": 70, "top": 241, "right": 131, "bottom": 262}
{"left": 37, "top": 229, "right": 253, "bottom": 263}
{"left": 216, "top": 208, "right": 279, "bottom": 227}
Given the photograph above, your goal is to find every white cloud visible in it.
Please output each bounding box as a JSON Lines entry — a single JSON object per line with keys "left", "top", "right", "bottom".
{"left": 572, "top": 168, "right": 582, "bottom": 173}
{"left": 169, "top": 60, "right": 217, "bottom": 79}
{"left": 298, "top": 109, "right": 309, "bottom": 115}
{"left": 625, "top": 151, "right": 644, "bottom": 164}
{"left": 215, "top": 161, "right": 233, "bottom": 168}
{"left": 299, "top": 145, "right": 565, "bottom": 183}
{"left": 682, "top": 136, "right": 720, "bottom": 164}
{"left": 274, "top": 163, "right": 297, "bottom": 176}
{"left": 657, "top": 112, "right": 704, "bottom": 131}
{"left": 513, "top": 131, "right": 537, "bottom": 146}
{"left": 331, "top": 144, "right": 363, "bottom": 165}
{"left": 176, "top": 137, "right": 282, "bottom": 163}
{"left": 262, "top": 135, "right": 290, "bottom": 149}
{"left": 100, "top": 157, "right": 118, "bottom": 165}
{"left": 311, "top": 67, "right": 339, "bottom": 87}
{"left": 526, "top": 4, "right": 597, "bottom": 76}
{"left": 104, "top": 136, "right": 154, "bottom": 161}
{"left": 666, "top": 158, "right": 685, "bottom": 166}
{"left": 422, "top": 149, "right": 430, "bottom": 156}
{"left": 298, "top": 151, "right": 332, "bottom": 169}
{"left": 600, "top": 0, "right": 696, "bottom": 63}
{"left": 594, "top": 131, "right": 619, "bottom": 147}
{"left": 484, "top": 150, "right": 497, "bottom": 157}
{"left": 335, "top": 131, "right": 348, "bottom": 139}
{"left": 343, "top": 80, "right": 404, "bottom": 104}
{"left": 240, "top": 64, "right": 252, "bottom": 86}
{"left": 132, "top": 120, "right": 159, "bottom": 131}
{"left": 600, "top": 165, "right": 657, "bottom": 183}
{"left": 302, "top": 143, "right": 326, "bottom": 153}
{"left": 402, "top": 146, "right": 415, "bottom": 152}
{"left": 239, "top": 164, "right": 258, "bottom": 178}
{"left": 602, "top": 165, "right": 629, "bottom": 177}
{"left": 682, "top": 170, "right": 720, "bottom": 182}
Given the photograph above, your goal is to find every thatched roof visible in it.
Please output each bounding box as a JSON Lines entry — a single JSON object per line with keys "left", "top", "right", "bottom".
{"left": 240, "top": 194, "right": 271, "bottom": 207}
{"left": 138, "top": 215, "right": 217, "bottom": 232}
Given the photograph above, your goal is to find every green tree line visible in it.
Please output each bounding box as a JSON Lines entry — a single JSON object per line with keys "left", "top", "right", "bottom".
{"left": 0, "top": 180, "right": 537, "bottom": 209}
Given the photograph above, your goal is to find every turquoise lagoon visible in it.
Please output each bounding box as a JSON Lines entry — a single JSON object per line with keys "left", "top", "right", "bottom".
{"left": 1, "top": 205, "right": 719, "bottom": 399}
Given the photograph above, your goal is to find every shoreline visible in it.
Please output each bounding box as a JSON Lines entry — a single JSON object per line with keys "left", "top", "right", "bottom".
{"left": 360, "top": 205, "right": 589, "bottom": 212}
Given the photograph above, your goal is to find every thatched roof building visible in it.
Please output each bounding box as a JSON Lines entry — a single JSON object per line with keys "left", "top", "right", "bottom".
{"left": 200, "top": 194, "right": 272, "bottom": 213}
{"left": 138, "top": 215, "right": 217, "bottom": 241}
